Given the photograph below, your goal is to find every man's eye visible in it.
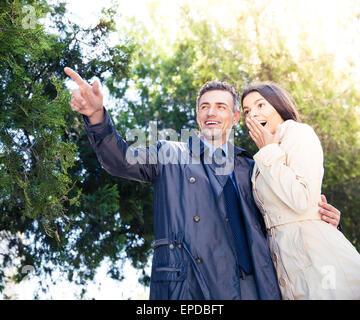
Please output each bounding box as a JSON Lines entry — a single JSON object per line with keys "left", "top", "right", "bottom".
{"left": 244, "top": 110, "right": 249, "bottom": 115}
{"left": 259, "top": 103, "right": 264, "bottom": 108}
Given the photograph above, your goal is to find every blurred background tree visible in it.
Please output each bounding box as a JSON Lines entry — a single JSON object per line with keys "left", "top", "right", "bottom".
{"left": 1, "top": 0, "right": 359, "bottom": 297}
{"left": 0, "top": 0, "right": 146, "bottom": 296}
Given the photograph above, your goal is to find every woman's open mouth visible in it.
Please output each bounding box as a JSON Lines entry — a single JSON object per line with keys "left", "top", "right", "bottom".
{"left": 259, "top": 121, "right": 267, "bottom": 127}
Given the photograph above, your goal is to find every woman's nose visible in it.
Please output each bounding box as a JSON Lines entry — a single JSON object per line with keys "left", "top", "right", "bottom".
{"left": 249, "top": 108, "right": 258, "bottom": 117}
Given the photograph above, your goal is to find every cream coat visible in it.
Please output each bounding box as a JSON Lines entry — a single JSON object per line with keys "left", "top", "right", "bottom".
{"left": 252, "top": 119, "right": 360, "bottom": 300}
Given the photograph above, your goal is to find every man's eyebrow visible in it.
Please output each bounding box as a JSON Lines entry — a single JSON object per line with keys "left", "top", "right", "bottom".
{"left": 199, "top": 101, "right": 229, "bottom": 106}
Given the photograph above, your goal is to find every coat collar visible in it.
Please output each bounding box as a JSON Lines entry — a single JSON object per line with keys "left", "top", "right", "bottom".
{"left": 187, "top": 134, "right": 253, "bottom": 160}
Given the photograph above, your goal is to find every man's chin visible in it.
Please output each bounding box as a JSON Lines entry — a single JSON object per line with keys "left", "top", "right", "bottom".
{"left": 200, "top": 129, "right": 223, "bottom": 144}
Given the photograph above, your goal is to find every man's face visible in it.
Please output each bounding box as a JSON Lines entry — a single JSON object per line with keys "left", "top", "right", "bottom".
{"left": 196, "top": 90, "right": 241, "bottom": 147}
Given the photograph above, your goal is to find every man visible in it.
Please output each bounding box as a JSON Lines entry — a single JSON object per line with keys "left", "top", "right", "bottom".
{"left": 64, "top": 67, "right": 341, "bottom": 299}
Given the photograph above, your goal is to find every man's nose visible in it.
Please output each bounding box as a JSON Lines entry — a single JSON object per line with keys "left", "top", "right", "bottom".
{"left": 207, "top": 105, "right": 217, "bottom": 116}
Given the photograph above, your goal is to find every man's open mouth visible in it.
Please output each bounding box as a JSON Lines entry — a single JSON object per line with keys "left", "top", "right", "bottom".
{"left": 259, "top": 121, "right": 267, "bottom": 127}
{"left": 205, "top": 120, "right": 220, "bottom": 126}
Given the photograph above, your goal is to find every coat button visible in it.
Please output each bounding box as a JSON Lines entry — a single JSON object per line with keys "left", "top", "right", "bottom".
{"left": 195, "top": 257, "right": 202, "bottom": 264}
{"left": 279, "top": 277, "right": 286, "bottom": 287}
{"left": 189, "top": 177, "right": 196, "bottom": 183}
{"left": 169, "top": 244, "right": 174, "bottom": 250}
{"left": 193, "top": 216, "right": 200, "bottom": 222}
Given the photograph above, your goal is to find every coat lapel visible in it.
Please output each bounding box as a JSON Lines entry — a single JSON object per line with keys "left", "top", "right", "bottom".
{"left": 188, "top": 136, "right": 252, "bottom": 200}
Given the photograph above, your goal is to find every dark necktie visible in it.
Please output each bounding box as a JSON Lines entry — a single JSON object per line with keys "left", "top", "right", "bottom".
{"left": 208, "top": 148, "right": 253, "bottom": 274}
{"left": 221, "top": 157, "right": 253, "bottom": 275}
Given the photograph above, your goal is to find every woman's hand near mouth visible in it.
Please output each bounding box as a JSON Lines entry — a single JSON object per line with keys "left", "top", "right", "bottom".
{"left": 246, "top": 117, "right": 281, "bottom": 149}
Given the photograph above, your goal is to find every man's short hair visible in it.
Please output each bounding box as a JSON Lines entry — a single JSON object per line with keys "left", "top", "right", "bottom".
{"left": 196, "top": 81, "right": 240, "bottom": 111}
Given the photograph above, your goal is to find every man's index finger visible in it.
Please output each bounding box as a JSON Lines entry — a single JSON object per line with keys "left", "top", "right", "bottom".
{"left": 64, "top": 67, "right": 86, "bottom": 86}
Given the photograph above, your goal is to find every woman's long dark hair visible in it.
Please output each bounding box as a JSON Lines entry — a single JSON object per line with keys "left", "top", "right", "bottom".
{"left": 241, "top": 81, "right": 301, "bottom": 122}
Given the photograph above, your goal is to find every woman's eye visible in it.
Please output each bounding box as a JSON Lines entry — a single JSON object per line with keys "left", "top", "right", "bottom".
{"left": 259, "top": 103, "right": 264, "bottom": 108}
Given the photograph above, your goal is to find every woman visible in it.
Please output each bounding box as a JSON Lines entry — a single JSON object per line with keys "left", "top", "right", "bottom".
{"left": 242, "top": 81, "right": 360, "bottom": 300}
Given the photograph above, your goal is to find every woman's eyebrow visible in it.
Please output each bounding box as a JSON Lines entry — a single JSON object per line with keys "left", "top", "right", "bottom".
{"left": 243, "top": 98, "right": 265, "bottom": 108}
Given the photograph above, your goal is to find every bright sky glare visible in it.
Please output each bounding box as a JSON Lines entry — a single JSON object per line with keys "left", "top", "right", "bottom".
{"left": 3, "top": 0, "right": 360, "bottom": 300}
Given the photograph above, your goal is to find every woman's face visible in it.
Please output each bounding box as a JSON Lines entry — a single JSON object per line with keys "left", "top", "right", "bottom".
{"left": 242, "top": 91, "right": 284, "bottom": 134}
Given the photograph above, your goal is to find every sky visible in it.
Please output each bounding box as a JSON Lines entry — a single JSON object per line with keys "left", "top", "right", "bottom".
{"left": 3, "top": 259, "right": 149, "bottom": 299}
{"left": 3, "top": 0, "right": 360, "bottom": 300}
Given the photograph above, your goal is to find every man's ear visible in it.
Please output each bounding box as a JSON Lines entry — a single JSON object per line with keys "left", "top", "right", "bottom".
{"left": 233, "top": 110, "right": 241, "bottom": 124}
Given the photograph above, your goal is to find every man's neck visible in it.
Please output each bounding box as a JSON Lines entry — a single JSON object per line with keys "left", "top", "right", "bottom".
{"left": 200, "top": 136, "right": 228, "bottom": 158}
{"left": 200, "top": 136, "right": 227, "bottom": 148}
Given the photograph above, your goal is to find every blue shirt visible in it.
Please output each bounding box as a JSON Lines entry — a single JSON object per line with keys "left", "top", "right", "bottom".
{"left": 200, "top": 138, "right": 240, "bottom": 198}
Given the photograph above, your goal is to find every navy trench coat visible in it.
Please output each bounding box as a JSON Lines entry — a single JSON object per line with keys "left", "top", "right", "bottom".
{"left": 83, "top": 109, "right": 282, "bottom": 300}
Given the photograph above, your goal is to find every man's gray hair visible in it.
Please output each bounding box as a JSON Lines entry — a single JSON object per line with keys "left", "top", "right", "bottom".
{"left": 196, "top": 81, "right": 240, "bottom": 112}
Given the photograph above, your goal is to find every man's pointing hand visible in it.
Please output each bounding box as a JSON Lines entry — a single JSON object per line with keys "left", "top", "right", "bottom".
{"left": 64, "top": 67, "right": 104, "bottom": 124}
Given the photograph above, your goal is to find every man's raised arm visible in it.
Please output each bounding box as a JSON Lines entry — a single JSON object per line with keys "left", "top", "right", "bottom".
{"left": 63, "top": 67, "right": 159, "bottom": 183}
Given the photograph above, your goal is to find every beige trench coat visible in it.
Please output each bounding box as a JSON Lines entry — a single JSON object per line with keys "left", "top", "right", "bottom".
{"left": 252, "top": 119, "right": 360, "bottom": 299}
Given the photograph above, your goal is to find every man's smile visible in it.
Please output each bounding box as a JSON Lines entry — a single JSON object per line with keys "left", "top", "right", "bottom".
{"left": 204, "top": 120, "right": 221, "bottom": 127}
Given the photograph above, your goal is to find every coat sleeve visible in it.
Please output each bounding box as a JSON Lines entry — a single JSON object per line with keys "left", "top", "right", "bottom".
{"left": 83, "top": 108, "right": 160, "bottom": 183}
{"left": 253, "top": 122, "right": 324, "bottom": 213}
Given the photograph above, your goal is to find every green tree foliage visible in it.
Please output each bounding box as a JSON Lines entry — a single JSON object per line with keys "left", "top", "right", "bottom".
{"left": 1, "top": 0, "right": 359, "bottom": 297}
{"left": 0, "top": 0, "right": 77, "bottom": 234}
{"left": 0, "top": 0, "right": 143, "bottom": 295}
{"left": 119, "top": 2, "right": 360, "bottom": 251}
